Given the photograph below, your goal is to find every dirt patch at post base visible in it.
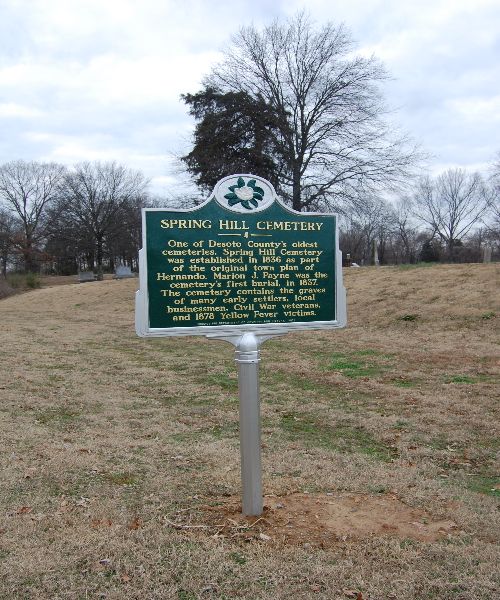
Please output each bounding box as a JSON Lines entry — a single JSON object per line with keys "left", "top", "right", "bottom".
{"left": 190, "top": 493, "right": 458, "bottom": 547}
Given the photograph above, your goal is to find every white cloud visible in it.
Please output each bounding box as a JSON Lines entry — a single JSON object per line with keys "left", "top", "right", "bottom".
{"left": 0, "top": 103, "right": 44, "bottom": 118}
{"left": 447, "top": 96, "right": 500, "bottom": 122}
{"left": 0, "top": 0, "right": 499, "bottom": 189}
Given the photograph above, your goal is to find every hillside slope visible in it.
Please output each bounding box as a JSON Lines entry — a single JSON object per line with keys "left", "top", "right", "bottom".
{"left": 0, "top": 263, "right": 498, "bottom": 599}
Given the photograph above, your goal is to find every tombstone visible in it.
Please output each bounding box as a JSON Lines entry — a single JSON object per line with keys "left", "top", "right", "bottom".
{"left": 482, "top": 246, "right": 492, "bottom": 264}
{"left": 114, "top": 265, "right": 135, "bottom": 279}
{"left": 78, "top": 271, "right": 96, "bottom": 283}
{"left": 371, "top": 239, "right": 379, "bottom": 266}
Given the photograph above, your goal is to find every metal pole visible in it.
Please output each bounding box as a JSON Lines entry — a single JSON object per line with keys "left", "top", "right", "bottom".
{"left": 234, "top": 332, "right": 263, "bottom": 516}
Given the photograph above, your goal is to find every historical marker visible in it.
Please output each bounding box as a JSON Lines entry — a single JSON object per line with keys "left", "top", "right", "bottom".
{"left": 136, "top": 174, "right": 347, "bottom": 515}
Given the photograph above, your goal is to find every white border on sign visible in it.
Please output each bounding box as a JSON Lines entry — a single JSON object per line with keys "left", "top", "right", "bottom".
{"left": 135, "top": 174, "right": 347, "bottom": 340}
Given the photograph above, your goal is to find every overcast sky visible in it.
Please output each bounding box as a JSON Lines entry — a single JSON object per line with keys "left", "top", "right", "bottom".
{"left": 1, "top": 0, "right": 499, "bottom": 197}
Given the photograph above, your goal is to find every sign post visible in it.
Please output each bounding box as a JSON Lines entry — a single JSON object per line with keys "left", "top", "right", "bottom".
{"left": 136, "top": 174, "right": 346, "bottom": 515}
{"left": 235, "top": 332, "right": 262, "bottom": 516}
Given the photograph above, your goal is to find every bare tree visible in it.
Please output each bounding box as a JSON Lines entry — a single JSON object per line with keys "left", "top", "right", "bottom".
{"left": 393, "top": 196, "right": 420, "bottom": 263}
{"left": 0, "top": 208, "right": 18, "bottom": 277}
{"left": 413, "top": 169, "right": 489, "bottom": 258}
{"left": 55, "top": 161, "right": 148, "bottom": 278}
{"left": 340, "top": 195, "right": 396, "bottom": 264}
{"left": 205, "top": 12, "right": 421, "bottom": 211}
{"left": 0, "top": 160, "right": 65, "bottom": 271}
{"left": 478, "top": 152, "right": 500, "bottom": 259}
{"left": 487, "top": 151, "right": 500, "bottom": 225}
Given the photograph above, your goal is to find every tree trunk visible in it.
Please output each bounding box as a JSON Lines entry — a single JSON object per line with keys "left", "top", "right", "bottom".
{"left": 292, "top": 167, "right": 302, "bottom": 212}
{"left": 370, "top": 239, "right": 379, "bottom": 266}
{"left": 23, "top": 234, "right": 37, "bottom": 273}
{"left": 96, "top": 238, "right": 104, "bottom": 280}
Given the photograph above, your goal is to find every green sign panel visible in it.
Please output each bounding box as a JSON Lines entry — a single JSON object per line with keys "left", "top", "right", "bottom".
{"left": 136, "top": 175, "right": 346, "bottom": 337}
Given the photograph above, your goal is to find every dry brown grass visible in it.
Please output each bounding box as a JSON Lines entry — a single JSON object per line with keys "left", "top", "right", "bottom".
{"left": 39, "top": 274, "right": 117, "bottom": 287}
{"left": 0, "top": 263, "right": 498, "bottom": 599}
{"left": 0, "top": 278, "right": 15, "bottom": 300}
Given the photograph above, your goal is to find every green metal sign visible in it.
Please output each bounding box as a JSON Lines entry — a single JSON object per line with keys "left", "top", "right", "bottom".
{"left": 136, "top": 174, "right": 346, "bottom": 337}
{"left": 135, "top": 174, "right": 347, "bottom": 516}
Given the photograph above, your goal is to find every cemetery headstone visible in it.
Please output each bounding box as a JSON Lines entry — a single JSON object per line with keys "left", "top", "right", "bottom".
{"left": 482, "top": 245, "right": 492, "bottom": 263}
{"left": 78, "top": 271, "right": 96, "bottom": 283}
{"left": 114, "top": 265, "right": 135, "bottom": 279}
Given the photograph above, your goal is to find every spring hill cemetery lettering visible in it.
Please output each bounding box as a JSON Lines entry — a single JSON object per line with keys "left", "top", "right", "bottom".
{"left": 136, "top": 174, "right": 347, "bottom": 515}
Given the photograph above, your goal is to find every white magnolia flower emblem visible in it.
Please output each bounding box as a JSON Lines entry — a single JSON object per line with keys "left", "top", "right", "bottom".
{"left": 224, "top": 177, "right": 265, "bottom": 210}
{"left": 234, "top": 186, "right": 254, "bottom": 201}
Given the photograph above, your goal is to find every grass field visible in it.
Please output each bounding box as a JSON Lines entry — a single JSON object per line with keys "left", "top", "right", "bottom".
{"left": 0, "top": 263, "right": 498, "bottom": 599}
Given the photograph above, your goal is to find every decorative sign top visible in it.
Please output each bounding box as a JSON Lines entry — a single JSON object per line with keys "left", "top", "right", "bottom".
{"left": 135, "top": 174, "right": 346, "bottom": 339}
{"left": 213, "top": 175, "right": 276, "bottom": 213}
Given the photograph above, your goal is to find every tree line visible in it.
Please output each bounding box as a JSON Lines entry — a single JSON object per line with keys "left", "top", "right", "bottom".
{"left": 1, "top": 157, "right": 497, "bottom": 277}
{"left": 340, "top": 168, "right": 498, "bottom": 266}
{"left": 0, "top": 13, "right": 499, "bottom": 276}
{"left": 0, "top": 160, "right": 149, "bottom": 278}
